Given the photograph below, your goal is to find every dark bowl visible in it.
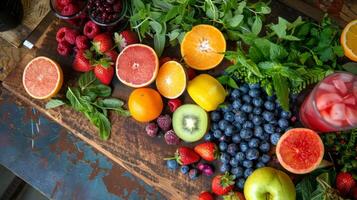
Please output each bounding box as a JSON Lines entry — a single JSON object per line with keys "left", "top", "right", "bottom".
{"left": 50, "top": 0, "right": 88, "bottom": 20}
{"left": 88, "top": 0, "right": 128, "bottom": 27}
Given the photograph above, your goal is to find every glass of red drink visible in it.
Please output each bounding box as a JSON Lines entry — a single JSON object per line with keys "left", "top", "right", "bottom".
{"left": 300, "top": 72, "right": 357, "bottom": 132}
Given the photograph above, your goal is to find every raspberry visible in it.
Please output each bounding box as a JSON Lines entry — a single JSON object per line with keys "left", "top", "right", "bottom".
{"left": 83, "top": 21, "right": 100, "bottom": 39}
{"left": 56, "top": 27, "right": 69, "bottom": 43}
{"left": 75, "top": 35, "right": 89, "bottom": 50}
{"left": 157, "top": 114, "right": 172, "bottom": 131}
{"left": 61, "top": 3, "right": 78, "bottom": 16}
{"left": 64, "top": 29, "right": 79, "bottom": 45}
{"left": 145, "top": 123, "right": 159, "bottom": 137}
{"left": 336, "top": 172, "right": 356, "bottom": 196}
{"left": 57, "top": 0, "right": 72, "bottom": 7}
{"left": 168, "top": 99, "right": 182, "bottom": 112}
{"left": 57, "top": 41, "right": 71, "bottom": 56}
{"left": 164, "top": 130, "right": 180, "bottom": 145}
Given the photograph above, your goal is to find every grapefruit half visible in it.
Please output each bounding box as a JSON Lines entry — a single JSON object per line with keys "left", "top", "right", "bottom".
{"left": 22, "top": 56, "right": 63, "bottom": 99}
{"left": 276, "top": 128, "right": 324, "bottom": 174}
{"left": 116, "top": 44, "right": 159, "bottom": 88}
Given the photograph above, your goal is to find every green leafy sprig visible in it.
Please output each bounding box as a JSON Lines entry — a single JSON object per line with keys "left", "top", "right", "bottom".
{"left": 46, "top": 71, "right": 130, "bottom": 140}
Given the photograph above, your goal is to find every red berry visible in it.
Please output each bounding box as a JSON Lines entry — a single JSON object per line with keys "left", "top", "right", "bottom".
{"left": 198, "top": 191, "right": 214, "bottom": 200}
{"left": 336, "top": 172, "right": 356, "bottom": 196}
{"left": 75, "top": 35, "right": 89, "bottom": 50}
{"left": 145, "top": 123, "right": 159, "bottom": 137}
{"left": 64, "top": 29, "right": 79, "bottom": 45}
{"left": 164, "top": 130, "right": 180, "bottom": 145}
{"left": 56, "top": 27, "right": 70, "bottom": 43}
{"left": 105, "top": 50, "right": 118, "bottom": 62}
{"left": 187, "top": 67, "right": 196, "bottom": 80}
{"left": 83, "top": 21, "right": 101, "bottom": 39}
{"left": 57, "top": 41, "right": 72, "bottom": 56}
{"left": 57, "top": 0, "right": 72, "bottom": 6}
{"left": 156, "top": 114, "right": 172, "bottom": 131}
{"left": 168, "top": 99, "right": 182, "bottom": 112}
{"left": 61, "top": 3, "right": 79, "bottom": 16}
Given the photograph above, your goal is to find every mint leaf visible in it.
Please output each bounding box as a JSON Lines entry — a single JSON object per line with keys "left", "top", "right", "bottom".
{"left": 93, "top": 112, "right": 111, "bottom": 140}
{"left": 228, "top": 14, "right": 244, "bottom": 28}
{"left": 228, "top": 77, "right": 238, "bottom": 88}
{"left": 78, "top": 71, "right": 97, "bottom": 91}
{"left": 270, "top": 17, "right": 289, "bottom": 38}
{"left": 154, "top": 31, "right": 166, "bottom": 57}
{"left": 45, "top": 99, "right": 66, "bottom": 109}
{"left": 272, "top": 74, "right": 289, "bottom": 110}
{"left": 251, "top": 16, "right": 262, "bottom": 35}
{"left": 217, "top": 75, "right": 229, "bottom": 85}
{"left": 342, "top": 62, "right": 357, "bottom": 74}
{"left": 85, "top": 84, "right": 111, "bottom": 97}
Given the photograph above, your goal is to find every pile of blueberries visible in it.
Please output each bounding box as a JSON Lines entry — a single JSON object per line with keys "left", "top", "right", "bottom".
{"left": 204, "top": 83, "right": 294, "bottom": 189}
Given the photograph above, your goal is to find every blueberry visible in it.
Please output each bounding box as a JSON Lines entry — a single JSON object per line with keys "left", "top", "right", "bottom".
{"left": 210, "top": 111, "right": 221, "bottom": 122}
{"left": 262, "top": 111, "right": 274, "bottom": 121}
{"left": 252, "top": 115, "right": 263, "bottom": 125}
{"left": 239, "top": 85, "right": 249, "bottom": 94}
{"left": 219, "top": 141, "right": 228, "bottom": 151}
{"left": 240, "top": 142, "right": 249, "bottom": 152}
{"left": 244, "top": 168, "right": 254, "bottom": 178}
{"left": 227, "top": 144, "right": 238, "bottom": 155}
{"left": 270, "top": 133, "right": 281, "bottom": 145}
{"left": 219, "top": 135, "right": 231, "bottom": 143}
{"left": 232, "top": 134, "right": 241, "bottom": 143}
{"left": 254, "top": 126, "right": 263, "bottom": 138}
{"left": 232, "top": 99, "right": 242, "bottom": 110}
{"left": 261, "top": 154, "right": 271, "bottom": 163}
{"left": 224, "top": 125, "right": 235, "bottom": 136}
{"left": 252, "top": 97, "right": 263, "bottom": 107}
{"left": 220, "top": 163, "right": 231, "bottom": 173}
{"left": 249, "top": 83, "right": 260, "bottom": 89}
{"left": 234, "top": 122, "right": 242, "bottom": 131}
{"left": 166, "top": 160, "right": 178, "bottom": 170}
{"left": 213, "top": 130, "right": 222, "bottom": 138}
{"left": 180, "top": 165, "right": 190, "bottom": 174}
{"left": 259, "top": 133, "right": 270, "bottom": 141}
{"left": 189, "top": 169, "right": 199, "bottom": 180}
{"left": 242, "top": 160, "right": 253, "bottom": 168}
{"left": 235, "top": 152, "right": 245, "bottom": 161}
{"left": 248, "top": 138, "right": 260, "bottom": 148}
{"left": 224, "top": 112, "right": 235, "bottom": 122}
{"left": 240, "top": 128, "right": 253, "bottom": 140}
{"left": 204, "top": 132, "right": 213, "bottom": 141}
{"left": 231, "top": 167, "right": 244, "bottom": 177}
{"left": 236, "top": 178, "right": 245, "bottom": 189}
{"left": 234, "top": 111, "right": 247, "bottom": 124}
{"left": 241, "top": 103, "right": 253, "bottom": 113}
{"left": 211, "top": 123, "right": 219, "bottom": 131}
{"left": 264, "top": 101, "right": 275, "bottom": 111}
{"left": 220, "top": 153, "right": 230, "bottom": 163}
{"left": 253, "top": 107, "right": 262, "bottom": 115}
{"left": 246, "top": 148, "right": 260, "bottom": 160}
{"left": 256, "top": 162, "right": 265, "bottom": 168}
{"left": 249, "top": 89, "right": 261, "bottom": 98}
{"left": 230, "top": 89, "right": 241, "bottom": 99}
{"left": 267, "top": 95, "right": 276, "bottom": 101}
{"left": 230, "top": 158, "right": 239, "bottom": 167}
{"left": 278, "top": 118, "right": 289, "bottom": 129}
{"left": 242, "top": 94, "right": 252, "bottom": 103}
{"left": 218, "top": 120, "right": 229, "bottom": 130}
{"left": 221, "top": 105, "right": 233, "bottom": 113}
{"left": 236, "top": 178, "right": 245, "bottom": 190}
{"left": 280, "top": 111, "right": 292, "bottom": 119}
{"left": 243, "top": 121, "right": 254, "bottom": 129}
{"left": 259, "top": 141, "right": 270, "bottom": 153}
{"left": 263, "top": 124, "right": 275, "bottom": 134}
{"left": 248, "top": 113, "right": 254, "bottom": 120}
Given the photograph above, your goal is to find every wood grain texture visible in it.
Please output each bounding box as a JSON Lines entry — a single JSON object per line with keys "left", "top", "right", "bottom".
{"left": 0, "top": 0, "right": 50, "bottom": 47}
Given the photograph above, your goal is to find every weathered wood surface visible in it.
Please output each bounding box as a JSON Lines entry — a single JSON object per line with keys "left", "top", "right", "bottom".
{"left": 2, "top": 1, "right": 342, "bottom": 199}
{"left": 0, "top": 0, "right": 50, "bottom": 47}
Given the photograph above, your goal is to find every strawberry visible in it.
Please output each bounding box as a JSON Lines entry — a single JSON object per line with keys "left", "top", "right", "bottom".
{"left": 57, "top": 41, "right": 72, "bottom": 56}
{"left": 194, "top": 142, "right": 219, "bottom": 162}
{"left": 212, "top": 172, "right": 235, "bottom": 195}
{"left": 198, "top": 191, "right": 214, "bottom": 200}
{"left": 72, "top": 50, "right": 93, "bottom": 72}
{"left": 167, "top": 99, "right": 182, "bottom": 112}
{"left": 223, "top": 191, "right": 245, "bottom": 200}
{"left": 336, "top": 172, "right": 356, "bottom": 196}
{"left": 93, "top": 57, "right": 114, "bottom": 85}
{"left": 75, "top": 35, "right": 89, "bottom": 50}
{"left": 56, "top": 27, "right": 70, "bottom": 43}
{"left": 83, "top": 21, "right": 101, "bottom": 39}
{"left": 105, "top": 50, "right": 118, "bottom": 62}
{"left": 65, "top": 29, "right": 79, "bottom": 45}
{"left": 166, "top": 147, "right": 200, "bottom": 165}
{"left": 92, "top": 33, "right": 113, "bottom": 54}
{"left": 114, "top": 30, "right": 138, "bottom": 51}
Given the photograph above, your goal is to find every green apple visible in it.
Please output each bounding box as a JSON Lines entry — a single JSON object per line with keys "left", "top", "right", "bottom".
{"left": 244, "top": 167, "right": 296, "bottom": 200}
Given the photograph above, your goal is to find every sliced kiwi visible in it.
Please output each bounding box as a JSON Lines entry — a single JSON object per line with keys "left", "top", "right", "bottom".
{"left": 172, "top": 104, "right": 208, "bottom": 142}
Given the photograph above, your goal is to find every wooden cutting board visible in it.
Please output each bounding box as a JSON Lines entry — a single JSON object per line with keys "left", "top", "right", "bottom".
{"left": 0, "top": 0, "right": 50, "bottom": 47}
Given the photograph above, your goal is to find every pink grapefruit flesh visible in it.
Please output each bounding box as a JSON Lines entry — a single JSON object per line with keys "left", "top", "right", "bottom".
{"left": 116, "top": 44, "right": 159, "bottom": 88}
{"left": 276, "top": 128, "right": 324, "bottom": 174}
{"left": 22, "top": 56, "right": 63, "bottom": 99}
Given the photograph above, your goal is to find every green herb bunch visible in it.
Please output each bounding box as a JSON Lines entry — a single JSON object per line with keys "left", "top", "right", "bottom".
{"left": 129, "top": 0, "right": 271, "bottom": 56}
{"left": 46, "top": 71, "right": 130, "bottom": 140}
{"left": 219, "top": 16, "right": 344, "bottom": 110}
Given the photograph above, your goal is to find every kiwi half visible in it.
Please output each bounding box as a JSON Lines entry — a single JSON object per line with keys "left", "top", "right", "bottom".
{"left": 172, "top": 104, "right": 208, "bottom": 142}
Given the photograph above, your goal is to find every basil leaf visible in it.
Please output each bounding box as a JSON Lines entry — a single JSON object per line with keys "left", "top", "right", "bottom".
{"left": 66, "top": 87, "right": 84, "bottom": 111}
{"left": 102, "top": 98, "right": 124, "bottom": 108}
{"left": 228, "top": 14, "right": 243, "bottom": 28}
{"left": 270, "top": 17, "right": 289, "bottom": 38}
{"left": 78, "top": 71, "right": 97, "bottom": 91}
{"left": 85, "top": 84, "right": 111, "bottom": 97}
{"left": 251, "top": 16, "right": 262, "bottom": 35}
{"left": 272, "top": 74, "right": 289, "bottom": 110}
{"left": 93, "top": 112, "right": 111, "bottom": 140}
{"left": 45, "top": 99, "right": 65, "bottom": 109}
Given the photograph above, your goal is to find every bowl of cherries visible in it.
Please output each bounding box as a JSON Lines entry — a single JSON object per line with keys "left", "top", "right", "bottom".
{"left": 87, "top": 0, "right": 128, "bottom": 27}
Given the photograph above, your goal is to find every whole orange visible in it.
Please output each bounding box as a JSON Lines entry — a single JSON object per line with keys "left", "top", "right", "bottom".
{"left": 128, "top": 88, "right": 163, "bottom": 122}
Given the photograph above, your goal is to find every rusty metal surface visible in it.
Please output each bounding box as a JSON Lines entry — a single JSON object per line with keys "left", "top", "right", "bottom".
{"left": 0, "top": 90, "right": 165, "bottom": 200}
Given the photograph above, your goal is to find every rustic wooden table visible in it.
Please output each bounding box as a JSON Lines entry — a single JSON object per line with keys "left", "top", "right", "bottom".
{"left": 1, "top": 1, "right": 355, "bottom": 199}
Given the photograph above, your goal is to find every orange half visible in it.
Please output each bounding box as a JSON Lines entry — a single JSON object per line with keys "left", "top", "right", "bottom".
{"left": 341, "top": 20, "right": 357, "bottom": 62}
{"left": 181, "top": 24, "right": 226, "bottom": 70}
{"left": 156, "top": 61, "right": 186, "bottom": 99}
